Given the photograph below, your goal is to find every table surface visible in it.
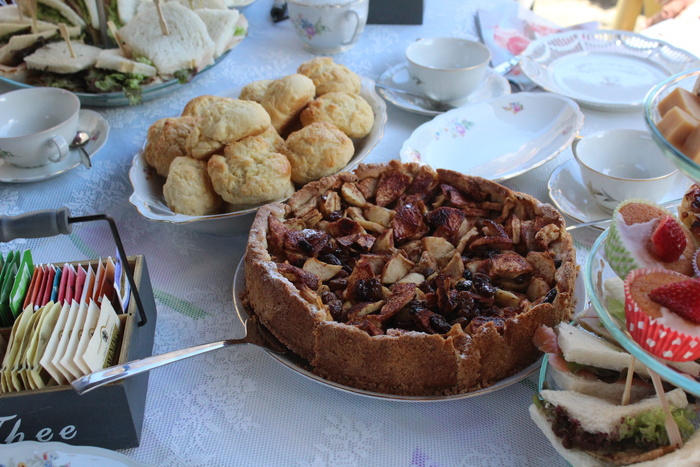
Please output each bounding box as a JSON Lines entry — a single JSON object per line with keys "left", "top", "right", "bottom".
{"left": 0, "top": 0, "right": 690, "bottom": 465}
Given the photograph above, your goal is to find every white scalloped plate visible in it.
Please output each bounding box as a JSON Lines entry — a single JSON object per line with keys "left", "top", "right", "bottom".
{"left": 399, "top": 92, "right": 584, "bottom": 182}
{"left": 2, "top": 441, "right": 150, "bottom": 467}
{"left": 520, "top": 30, "right": 700, "bottom": 111}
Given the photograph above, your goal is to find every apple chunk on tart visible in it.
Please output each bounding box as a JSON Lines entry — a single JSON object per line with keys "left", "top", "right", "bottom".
{"left": 244, "top": 161, "right": 577, "bottom": 396}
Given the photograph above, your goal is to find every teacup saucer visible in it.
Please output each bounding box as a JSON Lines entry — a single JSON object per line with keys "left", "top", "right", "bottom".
{"left": 0, "top": 109, "right": 109, "bottom": 183}
{"left": 548, "top": 158, "right": 692, "bottom": 228}
{"left": 376, "top": 63, "right": 511, "bottom": 116}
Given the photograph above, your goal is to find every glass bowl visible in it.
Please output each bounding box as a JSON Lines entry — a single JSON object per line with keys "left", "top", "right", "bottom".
{"left": 583, "top": 229, "right": 700, "bottom": 397}
{"left": 644, "top": 67, "right": 700, "bottom": 183}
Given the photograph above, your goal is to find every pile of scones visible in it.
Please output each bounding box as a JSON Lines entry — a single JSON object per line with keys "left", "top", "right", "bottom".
{"left": 142, "top": 57, "right": 375, "bottom": 216}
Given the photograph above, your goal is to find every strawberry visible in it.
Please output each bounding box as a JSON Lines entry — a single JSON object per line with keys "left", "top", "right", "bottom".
{"left": 648, "top": 279, "right": 700, "bottom": 324}
{"left": 649, "top": 215, "right": 687, "bottom": 262}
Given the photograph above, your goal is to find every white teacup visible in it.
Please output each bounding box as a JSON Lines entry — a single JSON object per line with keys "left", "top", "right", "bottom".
{"left": 406, "top": 37, "right": 491, "bottom": 105}
{"left": 0, "top": 87, "right": 80, "bottom": 169}
{"left": 572, "top": 129, "right": 679, "bottom": 213}
{"left": 287, "top": 0, "right": 369, "bottom": 54}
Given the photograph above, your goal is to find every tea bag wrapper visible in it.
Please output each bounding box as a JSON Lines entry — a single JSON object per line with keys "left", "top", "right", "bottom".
{"left": 27, "top": 302, "right": 62, "bottom": 389}
{"left": 0, "top": 305, "right": 33, "bottom": 393}
{"left": 75, "top": 300, "right": 100, "bottom": 375}
{"left": 59, "top": 300, "right": 89, "bottom": 378}
{"left": 0, "top": 251, "right": 18, "bottom": 326}
{"left": 50, "top": 300, "right": 80, "bottom": 382}
{"left": 83, "top": 298, "right": 122, "bottom": 372}
{"left": 9, "top": 250, "right": 33, "bottom": 318}
{"left": 40, "top": 301, "right": 72, "bottom": 385}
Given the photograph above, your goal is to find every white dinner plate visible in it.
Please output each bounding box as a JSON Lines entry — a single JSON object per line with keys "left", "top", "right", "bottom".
{"left": 0, "top": 110, "right": 109, "bottom": 183}
{"left": 548, "top": 158, "right": 692, "bottom": 227}
{"left": 520, "top": 30, "right": 700, "bottom": 111}
{"left": 376, "top": 63, "right": 511, "bottom": 116}
{"left": 2, "top": 440, "right": 150, "bottom": 467}
{"left": 232, "top": 258, "right": 587, "bottom": 401}
{"left": 128, "top": 76, "right": 387, "bottom": 235}
{"left": 399, "top": 92, "right": 584, "bottom": 182}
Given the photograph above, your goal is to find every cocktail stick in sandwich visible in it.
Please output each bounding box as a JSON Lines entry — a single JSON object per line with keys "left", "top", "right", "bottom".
{"left": 117, "top": 1, "right": 215, "bottom": 80}
{"left": 22, "top": 40, "right": 101, "bottom": 90}
{"left": 535, "top": 322, "right": 655, "bottom": 404}
{"left": 0, "top": 5, "right": 81, "bottom": 69}
{"left": 530, "top": 388, "right": 700, "bottom": 466}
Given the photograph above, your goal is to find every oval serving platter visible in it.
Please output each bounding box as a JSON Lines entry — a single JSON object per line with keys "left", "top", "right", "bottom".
{"left": 399, "top": 92, "right": 584, "bottom": 182}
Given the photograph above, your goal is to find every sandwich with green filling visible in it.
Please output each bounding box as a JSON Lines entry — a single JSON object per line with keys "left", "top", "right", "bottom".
{"left": 530, "top": 388, "right": 700, "bottom": 466}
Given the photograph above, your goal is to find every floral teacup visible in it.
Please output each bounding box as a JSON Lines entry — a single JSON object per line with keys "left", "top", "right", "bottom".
{"left": 287, "top": 0, "right": 369, "bottom": 54}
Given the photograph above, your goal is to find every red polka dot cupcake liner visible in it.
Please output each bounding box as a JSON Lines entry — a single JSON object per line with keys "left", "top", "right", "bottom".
{"left": 624, "top": 267, "right": 700, "bottom": 362}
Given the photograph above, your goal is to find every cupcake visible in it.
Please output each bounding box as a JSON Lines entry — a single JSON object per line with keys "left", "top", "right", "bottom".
{"left": 624, "top": 267, "right": 700, "bottom": 361}
{"left": 605, "top": 199, "right": 696, "bottom": 278}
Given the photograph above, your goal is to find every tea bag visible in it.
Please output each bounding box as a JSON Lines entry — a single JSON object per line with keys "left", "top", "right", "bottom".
{"left": 38, "top": 264, "right": 56, "bottom": 308}
{"left": 20, "top": 302, "right": 53, "bottom": 390}
{"left": 40, "top": 301, "right": 72, "bottom": 385}
{"left": 58, "top": 300, "right": 89, "bottom": 378}
{"left": 74, "top": 264, "right": 87, "bottom": 302}
{"left": 0, "top": 251, "right": 19, "bottom": 326}
{"left": 113, "top": 254, "right": 131, "bottom": 312}
{"left": 91, "top": 259, "right": 105, "bottom": 304}
{"left": 0, "top": 305, "right": 33, "bottom": 393}
{"left": 23, "top": 264, "right": 43, "bottom": 309}
{"left": 83, "top": 298, "right": 122, "bottom": 372}
{"left": 50, "top": 265, "right": 62, "bottom": 303}
{"left": 62, "top": 264, "right": 77, "bottom": 304}
{"left": 26, "top": 302, "right": 62, "bottom": 389}
{"left": 9, "top": 250, "right": 34, "bottom": 319}
{"left": 9, "top": 303, "right": 44, "bottom": 391}
{"left": 50, "top": 300, "right": 80, "bottom": 382}
{"left": 80, "top": 264, "right": 96, "bottom": 305}
{"left": 75, "top": 299, "right": 100, "bottom": 375}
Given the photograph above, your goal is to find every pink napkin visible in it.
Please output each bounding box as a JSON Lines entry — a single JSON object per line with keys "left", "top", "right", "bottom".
{"left": 476, "top": 3, "right": 599, "bottom": 87}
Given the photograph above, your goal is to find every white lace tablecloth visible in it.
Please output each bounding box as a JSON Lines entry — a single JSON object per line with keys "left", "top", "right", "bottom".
{"left": 0, "top": 0, "right": 658, "bottom": 465}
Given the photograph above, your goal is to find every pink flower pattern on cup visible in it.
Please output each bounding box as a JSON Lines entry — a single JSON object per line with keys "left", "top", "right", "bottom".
{"left": 293, "top": 14, "right": 330, "bottom": 39}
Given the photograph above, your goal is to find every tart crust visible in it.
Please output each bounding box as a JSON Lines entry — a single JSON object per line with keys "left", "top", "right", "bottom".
{"left": 244, "top": 161, "right": 577, "bottom": 396}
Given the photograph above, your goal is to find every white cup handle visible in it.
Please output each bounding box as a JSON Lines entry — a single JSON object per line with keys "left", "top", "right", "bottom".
{"left": 48, "top": 135, "right": 69, "bottom": 163}
{"left": 342, "top": 10, "right": 361, "bottom": 46}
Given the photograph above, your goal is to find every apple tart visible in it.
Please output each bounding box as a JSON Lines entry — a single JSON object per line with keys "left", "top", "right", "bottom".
{"left": 244, "top": 161, "right": 577, "bottom": 396}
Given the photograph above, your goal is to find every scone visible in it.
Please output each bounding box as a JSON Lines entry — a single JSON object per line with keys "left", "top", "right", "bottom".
{"left": 182, "top": 95, "right": 271, "bottom": 159}
{"left": 143, "top": 116, "right": 198, "bottom": 175}
{"left": 281, "top": 122, "right": 354, "bottom": 185}
{"left": 300, "top": 92, "right": 374, "bottom": 139}
{"left": 297, "top": 56, "right": 361, "bottom": 96}
{"left": 239, "top": 79, "right": 273, "bottom": 103}
{"left": 207, "top": 135, "right": 295, "bottom": 206}
{"left": 255, "top": 125, "right": 285, "bottom": 153}
{"left": 163, "top": 156, "right": 223, "bottom": 216}
{"left": 261, "top": 74, "right": 316, "bottom": 134}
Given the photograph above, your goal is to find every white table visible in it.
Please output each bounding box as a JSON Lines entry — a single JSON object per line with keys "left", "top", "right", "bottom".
{"left": 0, "top": 0, "right": 667, "bottom": 465}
